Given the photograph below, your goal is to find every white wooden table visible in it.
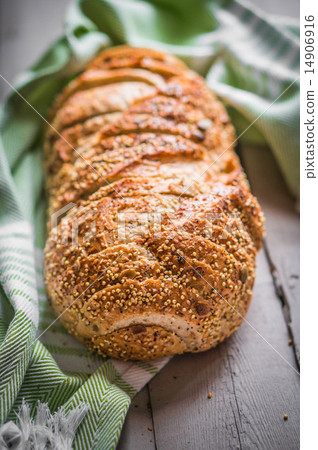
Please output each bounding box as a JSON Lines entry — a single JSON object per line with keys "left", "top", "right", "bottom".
{"left": 0, "top": 1, "right": 300, "bottom": 448}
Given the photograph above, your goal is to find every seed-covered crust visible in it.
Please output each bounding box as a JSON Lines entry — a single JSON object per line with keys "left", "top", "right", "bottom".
{"left": 44, "top": 46, "right": 265, "bottom": 361}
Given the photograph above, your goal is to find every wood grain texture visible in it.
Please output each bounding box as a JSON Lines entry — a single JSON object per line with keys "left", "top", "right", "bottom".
{"left": 117, "top": 386, "right": 155, "bottom": 450}
{"left": 240, "top": 145, "right": 300, "bottom": 363}
{"left": 148, "top": 250, "right": 299, "bottom": 450}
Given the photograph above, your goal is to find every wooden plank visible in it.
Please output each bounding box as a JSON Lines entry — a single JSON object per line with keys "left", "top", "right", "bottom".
{"left": 117, "top": 386, "right": 155, "bottom": 450}
{"left": 149, "top": 249, "right": 299, "bottom": 450}
{"left": 150, "top": 345, "right": 242, "bottom": 449}
{"left": 240, "top": 145, "right": 300, "bottom": 362}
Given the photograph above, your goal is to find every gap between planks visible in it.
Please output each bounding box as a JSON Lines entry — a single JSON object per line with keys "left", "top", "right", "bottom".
{"left": 238, "top": 144, "right": 300, "bottom": 366}
{"left": 147, "top": 249, "right": 299, "bottom": 450}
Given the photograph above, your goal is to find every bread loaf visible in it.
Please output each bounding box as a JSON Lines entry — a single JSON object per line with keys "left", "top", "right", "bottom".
{"left": 44, "top": 46, "right": 265, "bottom": 361}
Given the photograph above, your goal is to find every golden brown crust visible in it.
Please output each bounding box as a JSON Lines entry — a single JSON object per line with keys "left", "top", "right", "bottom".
{"left": 45, "top": 112, "right": 121, "bottom": 180}
{"left": 51, "top": 81, "right": 157, "bottom": 131}
{"left": 47, "top": 133, "right": 209, "bottom": 213}
{"left": 44, "top": 46, "right": 265, "bottom": 361}
{"left": 87, "top": 46, "right": 187, "bottom": 75}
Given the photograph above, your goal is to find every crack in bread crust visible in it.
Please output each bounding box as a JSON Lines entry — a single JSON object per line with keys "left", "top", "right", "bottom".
{"left": 44, "top": 45, "right": 265, "bottom": 361}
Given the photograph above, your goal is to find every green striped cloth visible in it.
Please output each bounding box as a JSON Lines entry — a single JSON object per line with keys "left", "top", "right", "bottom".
{"left": 0, "top": 0, "right": 299, "bottom": 448}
